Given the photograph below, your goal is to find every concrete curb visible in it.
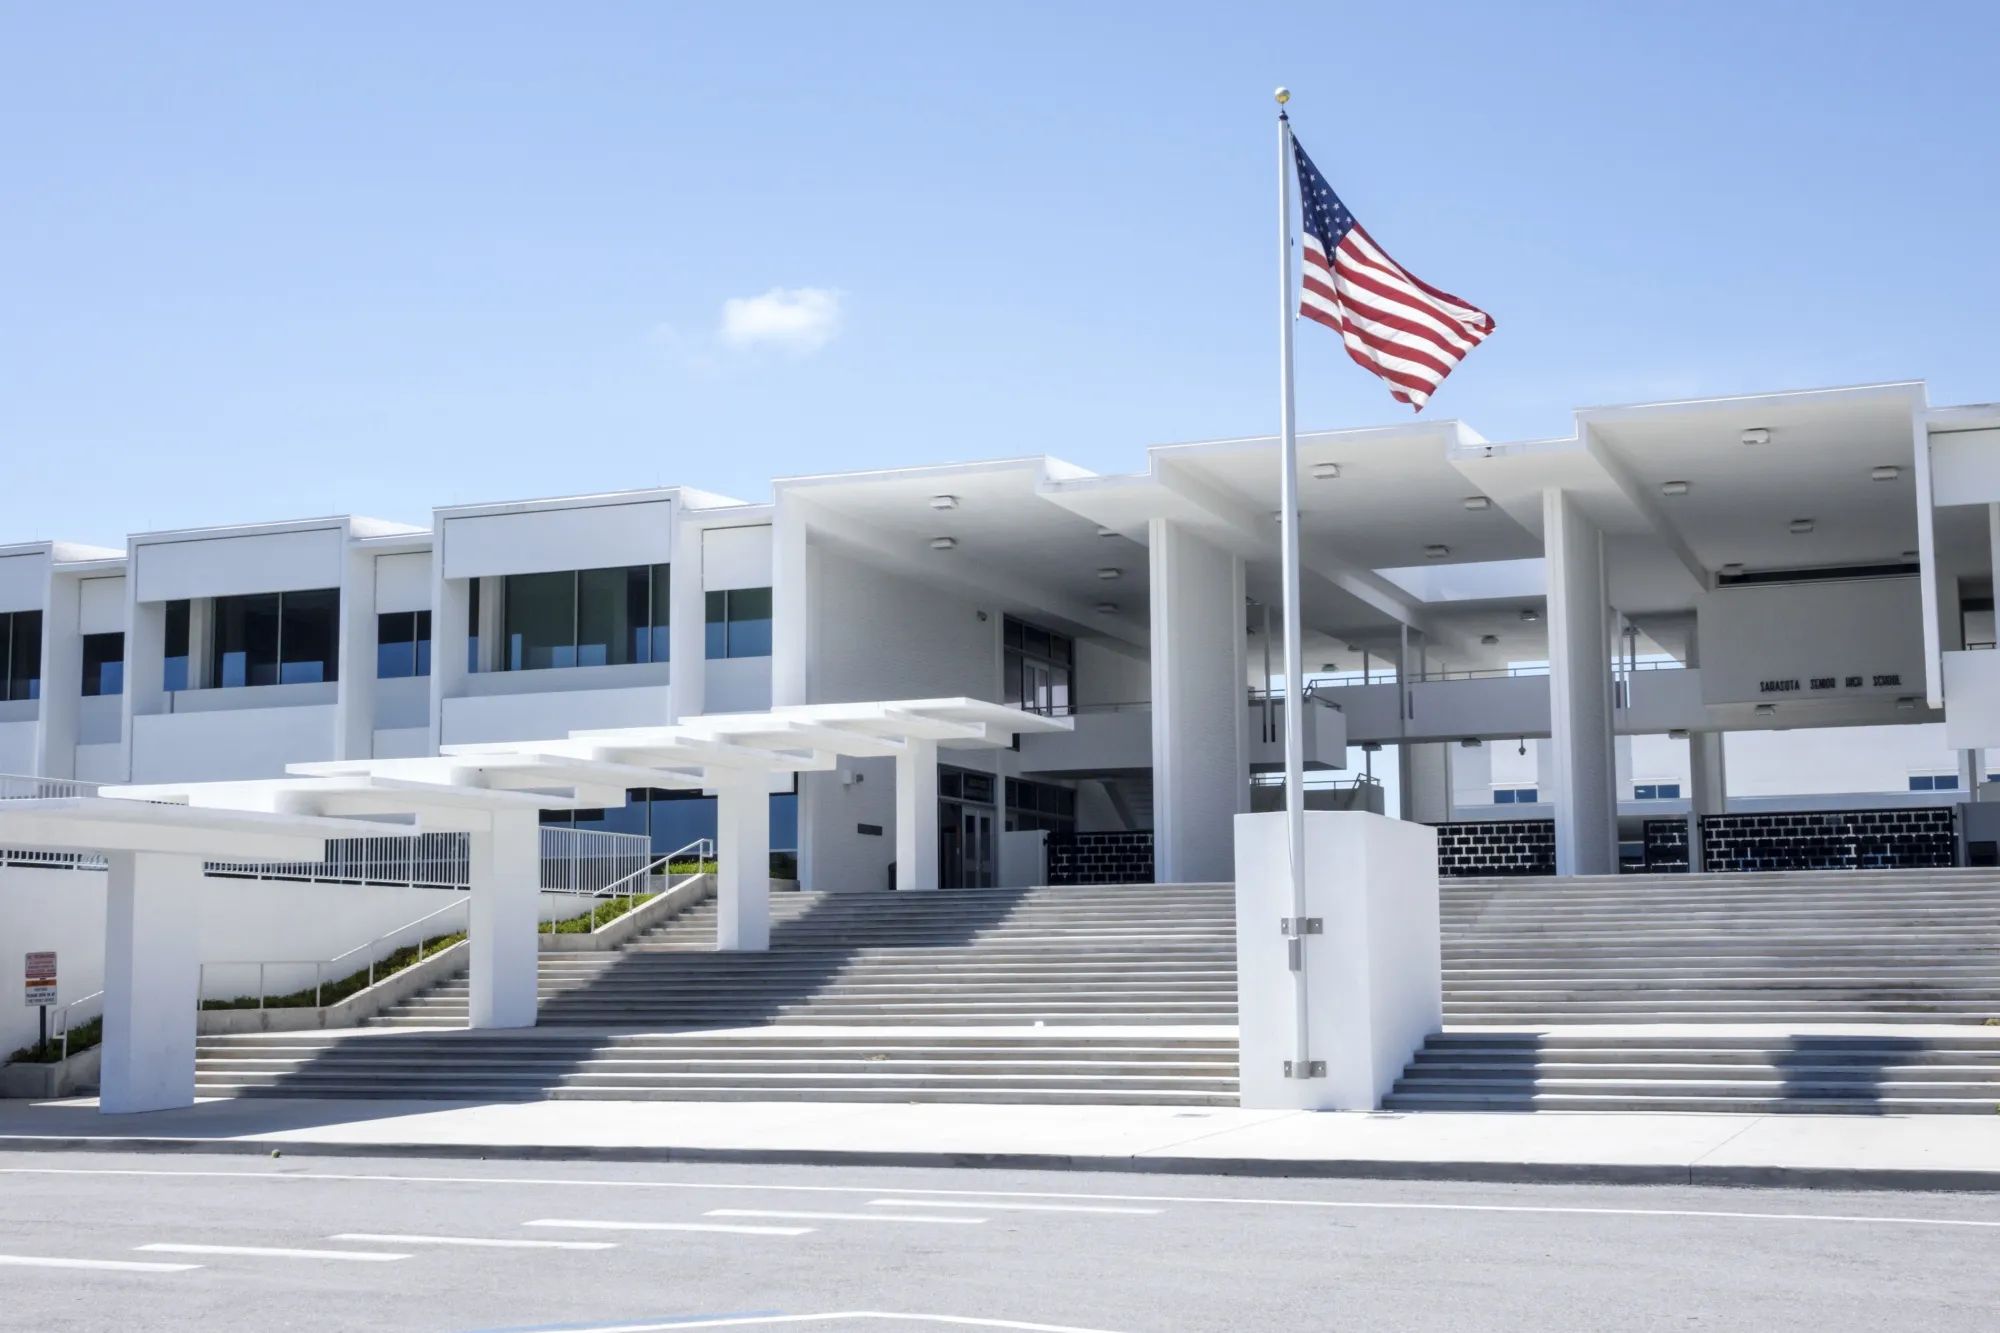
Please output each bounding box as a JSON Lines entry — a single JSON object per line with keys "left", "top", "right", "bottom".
{"left": 2, "top": 1132, "right": 1998, "bottom": 1193}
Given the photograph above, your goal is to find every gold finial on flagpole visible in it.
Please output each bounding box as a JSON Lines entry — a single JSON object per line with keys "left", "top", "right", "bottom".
{"left": 1274, "top": 87, "right": 1290, "bottom": 105}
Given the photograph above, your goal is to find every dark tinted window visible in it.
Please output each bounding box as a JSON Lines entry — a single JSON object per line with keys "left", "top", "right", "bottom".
{"left": 81, "top": 632, "right": 124, "bottom": 697}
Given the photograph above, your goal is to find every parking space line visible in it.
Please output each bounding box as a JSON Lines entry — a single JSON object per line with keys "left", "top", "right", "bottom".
{"left": 526, "top": 1219, "right": 814, "bottom": 1237}
{"left": 136, "top": 1243, "right": 410, "bottom": 1262}
{"left": 0, "top": 1253, "right": 201, "bottom": 1273}
{"left": 329, "top": 1232, "right": 616, "bottom": 1250}
{"left": 707, "top": 1209, "right": 985, "bottom": 1226}
{"left": 868, "top": 1200, "right": 1162, "bottom": 1216}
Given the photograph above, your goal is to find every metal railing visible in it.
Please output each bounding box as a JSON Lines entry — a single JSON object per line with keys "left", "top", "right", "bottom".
{"left": 208, "top": 831, "right": 471, "bottom": 888}
{"left": 541, "top": 837, "right": 713, "bottom": 937}
{"left": 199, "top": 894, "right": 471, "bottom": 1011}
{"left": 50, "top": 990, "right": 104, "bottom": 1062}
{"left": 0, "top": 774, "right": 99, "bottom": 801}
{"left": 540, "top": 826, "right": 654, "bottom": 895}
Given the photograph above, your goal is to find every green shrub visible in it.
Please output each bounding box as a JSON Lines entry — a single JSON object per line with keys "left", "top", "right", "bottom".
{"left": 7, "top": 1016, "right": 102, "bottom": 1065}
{"left": 542, "top": 893, "right": 657, "bottom": 935}
{"left": 202, "top": 930, "right": 467, "bottom": 1011}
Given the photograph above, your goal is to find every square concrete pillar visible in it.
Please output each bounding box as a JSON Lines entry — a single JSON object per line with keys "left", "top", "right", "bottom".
{"left": 1234, "top": 810, "right": 1441, "bottom": 1111}
{"left": 895, "top": 737, "right": 939, "bottom": 892}
{"left": 1544, "top": 490, "right": 1618, "bottom": 876}
{"left": 467, "top": 810, "right": 542, "bottom": 1028}
{"left": 1149, "top": 517, "right": 1248, "bottom": 884}
{"left": 715, "top": 776, "right": 772, "bottom": 948}
{"left": 99, "top": 851, "right": 203, "bottom": 1114}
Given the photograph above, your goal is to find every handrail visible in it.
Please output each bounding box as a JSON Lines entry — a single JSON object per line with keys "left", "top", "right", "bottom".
{"left": 200, "top": 895, "right": 471, "bottom": 1010}
{"left": 542, "top": 837, "right": 715, "bottom": 938}
{"left": 0, "top": 774, "right": 99, "bottom": 801}
{"left": 53, "top": 990, "right": 104, "bottom": 1062}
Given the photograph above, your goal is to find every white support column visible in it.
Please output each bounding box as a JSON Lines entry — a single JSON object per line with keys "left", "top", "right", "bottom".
{"left": 1148, "top": 517, "right": 1248, "bottom": 884}
{"left": 1544, "top": 489, "right": 1618, "bottom": 876}
{"left": 36, "top": 572, "right": 82, "bottom": 779}
{"left": 895, "top": 736, "right": 939, "bottom": 892}
{"left": 770, "top": 497, "right": 809, "bottom": 709}
{"left": 467, "top": 810, "right": 542, "bottom": 1028}
{"left": 1687, "top": 730, "right": 1726, "bottom": 872}
{"left": 714, "top": 774, "right": 772, "bottom": 947}
{"left": 430, "top": 574, "right": 470, "bottom": 755}
{"left": 334, "top": 542, "right": 376, "bottom": 760}
{"left": 669, "top": 516, "right": 706, "bottom": 722}
{"left": 99, "top": 851, "right": 203, "bottom": 1114}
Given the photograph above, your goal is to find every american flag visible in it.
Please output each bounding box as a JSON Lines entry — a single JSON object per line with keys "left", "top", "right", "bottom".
{"left": 1292, "top": 132, "right": 1494, "bottom": 411}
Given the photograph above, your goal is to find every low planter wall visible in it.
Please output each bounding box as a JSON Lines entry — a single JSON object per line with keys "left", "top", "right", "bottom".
{"left": 197, "top": 938, "right": 471, "bottom": 1035}
{"left": 0, "top": 1044, "right": 100, "bottom": 1100}
{"left": 540, "top": 874, "right": 716, "bottom": 953}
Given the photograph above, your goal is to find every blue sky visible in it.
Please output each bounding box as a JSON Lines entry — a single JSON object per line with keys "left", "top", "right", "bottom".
{"left": 3, "top": 2, "right": 1995, "bottom": 547}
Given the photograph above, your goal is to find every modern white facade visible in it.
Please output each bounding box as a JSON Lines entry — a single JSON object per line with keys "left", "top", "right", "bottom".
{"left": 6, "top": 379, "right": 2000, "bottom": 884}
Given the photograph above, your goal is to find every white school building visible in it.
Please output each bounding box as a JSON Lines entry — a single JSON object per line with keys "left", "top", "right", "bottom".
{"left": 4, "top": 379, "right": 2000, "bottom": 897}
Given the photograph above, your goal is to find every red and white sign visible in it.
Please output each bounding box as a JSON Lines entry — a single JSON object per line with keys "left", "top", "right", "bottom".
{"left": 25, "top": 951, "right": 56, "bottom": 1008}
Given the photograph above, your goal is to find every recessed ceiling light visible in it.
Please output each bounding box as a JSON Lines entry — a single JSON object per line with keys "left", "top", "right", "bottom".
{"left": 1519, "top": 607, "right": 1538, "bottom": 622}
{"left": 1788, "top": 518, "right": 1815, "bottom": 535}
{"left": 1668, "top": 728, "right": 1690, "bottom": 741}
{"left": 929, "top": 536, "right": 957, "bottom": 551}
{"left": 1458, "top": 738, "right": 1483, "bottom": 748}
{"left": 1424, "top": 544, "right": 1450, "bottom": 559}
{"left": 1754, "top": 703, "right": 1776, "bottom": 716}
{"left": 1742, "top": 428, "right": 1771, "bottom": 446}
{"left": 1721, "top": 562, "right": 1745, "bottom": 575}
{"left": 1097, "top": 567, "right": 1122, "bottom": 580}
{"left": 1871, "top": 465, "right": 1900, "bottom": 481}
{"left": 1462, "top": 496, "right": 1491, "bottom": 511}
{"left": 1661, "top": 480, "right": 1690, "bottom": 496}
{"left": 1095, "top": 601, "right": 1119, "bottom": 614}
{"left": 1320, "top": 662, "right": 1338, "bottom": 672}
{"left": 1480, "top": 634, "right": 1500, "bottom": 646}
{"left": 1312, "top": 462, "right": 1341, "bottom": 480}
{"left": 930, "top": 495, "right": 959, "bottom": 510}
{"left": 1097, "top": 526, "right": 1118, "bottom": 538}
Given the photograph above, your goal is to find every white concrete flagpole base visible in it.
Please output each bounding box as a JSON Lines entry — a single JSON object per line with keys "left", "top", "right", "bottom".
{"left": 99, "top": 851, "right": 203, "bottom": 1114}
{"left": 468, "top": 810, "right": 542, "bottom": 1029}
{"left": 1233, "top": 810, "right": 1442, "bottom": 1111}
{"left": 715, "top": 777, "right": 771, "bottom": 951}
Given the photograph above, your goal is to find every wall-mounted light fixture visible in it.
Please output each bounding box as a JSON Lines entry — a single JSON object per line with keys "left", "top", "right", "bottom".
{"left": 930, "top": 495, "right": 959, "bottom": 510}
{"left": 1097, "top": 568, "right": 1121, "bottom": 580}
{"left": 930, "top": 536, "right": 957, "bottom": 550}
{"left": 1661, "top": 480, "right": 1690, "bottom": 496}
{"left": 1742, "top": 428, "right": 1771, "bottom": 446}
{"left": 1462, "top": 496, "right": 1491, "bottom": 511}
{"left": 1871, "top": 466, "right": 1901, "bottom": 481}
{"left": 1480, "top": 634, "right": 1500, "bottom": 646}
{"left": 1424, "top": 544, "right": 1450, "bottom": 559}
{"left": 1788, "top": 518, "right": 1816, "bottom": 535}
{"left": 1312, "top": 462, "right": 1341, "bottom": 480}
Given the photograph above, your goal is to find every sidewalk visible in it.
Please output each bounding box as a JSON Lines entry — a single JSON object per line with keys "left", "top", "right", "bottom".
{"left": 4, "top": 1094, "right": 1999, "bottom": 1191}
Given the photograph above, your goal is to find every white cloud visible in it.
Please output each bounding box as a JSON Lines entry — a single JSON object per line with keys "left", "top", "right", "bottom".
{"left": 716, "top": 286, "right": 844, "bottom": 355}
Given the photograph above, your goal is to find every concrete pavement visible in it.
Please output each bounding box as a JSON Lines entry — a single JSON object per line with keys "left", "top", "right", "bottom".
{"left": 4, "top": 1093, "right": 2000, "bottom": 1190}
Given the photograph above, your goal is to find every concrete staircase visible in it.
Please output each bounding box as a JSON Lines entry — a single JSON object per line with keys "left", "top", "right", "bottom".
{"left": 193, "top": 883, "right": 1240, "bottom": 1105}
{"left": 1384, "top": 867, "right": 2000, "bottom": 1113}
{"left": 1437, "top": 868, "right": 2000, "bottom": 1025}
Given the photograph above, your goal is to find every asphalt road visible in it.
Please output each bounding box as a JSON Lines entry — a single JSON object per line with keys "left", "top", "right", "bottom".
{"left": 2, "top": 1150, "right": 1996, "bottom": 1333}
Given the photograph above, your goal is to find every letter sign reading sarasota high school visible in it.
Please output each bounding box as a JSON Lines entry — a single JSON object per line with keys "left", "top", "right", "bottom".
{"left": 25, "top": 951, "right": 56, "bottom": 1007}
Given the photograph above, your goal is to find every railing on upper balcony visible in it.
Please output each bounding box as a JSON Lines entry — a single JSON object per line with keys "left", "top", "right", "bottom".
{"left": 0, "top": 775, "right": 99, "bottom": 800}
{"left": 1018, "top": 700, "right": 1150, "bottom": 717}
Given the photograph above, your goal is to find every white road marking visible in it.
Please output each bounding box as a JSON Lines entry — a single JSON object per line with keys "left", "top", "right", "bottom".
{"left": 707, "top": 1209, "right": 984, "bottom": 1226}
{"left": 526, "top": 1219, "right": 813, "bottom": 1237}
{"left": 0, "top": 1253, "right": 201, "bottom": 1273}
{"left": 329, "top": 1232, "right": 615, "bottom": 1250}
{"left": 869, "top": 1199, "right": 1162, "bottom": 1216}
{"left": 516, "top": 1313, "right": 1127, "bottom": 1333}
{"left": 136, "top": 1243, "right": 409, "bottom": 1262}
{"left": 14, "top": 1166, "right": 2000, "bottom": 1232}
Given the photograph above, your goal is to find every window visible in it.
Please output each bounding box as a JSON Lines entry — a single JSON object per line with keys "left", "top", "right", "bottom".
{"left": 466, "top": 579, "right": 481, "bottom": 673}
{"left": 539, "top": 785, "right": 796, "bottom": 861}
{"left": 0, "top": 610, "right": 42, "bottom": 702}
{"left": 209, "top": 589, "right": 339, "bottom": 687}
{"left": 1006, "top": 777, "right": 1076, "bottom": 833}
{"left": 502, "top": 565, "right": 669, "bottom": 672}
{"left": 1910, "top": 773, "right": 1960, "bottom": 791}
{"left": 81, "top": 632, "right": 124, "bottom": 697}
{"left": 1002, "top": 615, "right": 1073, "bottom": 715}
{"left": 705, "top": 586, "right": 771, "bottom": 659}
{"left": 1633, "top": 783, "right": 1682, "bottom": 801}
{"left": 377, "top": 611, "right": 432, "bottom": 678}
{"left": 163, "top": 600, "right": 190, "bottom": 691}
{"left": 1493, "top": 787, "right": 1538, "bottom": 804}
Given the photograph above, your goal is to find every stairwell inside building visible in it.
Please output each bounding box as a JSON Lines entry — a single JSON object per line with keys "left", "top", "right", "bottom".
{"left": 193, "top": 868, "right": 2000, "bottom": 1112}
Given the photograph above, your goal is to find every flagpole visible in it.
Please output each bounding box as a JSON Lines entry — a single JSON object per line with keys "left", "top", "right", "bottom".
{"left": 1275, "top": 87, "right": 1315, "bottom": 1079}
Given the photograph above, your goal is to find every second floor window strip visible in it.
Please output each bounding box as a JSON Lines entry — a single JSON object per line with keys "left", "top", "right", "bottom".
{"left": 503, "top": 564, "right": 669, "bottom": 672}
{"left": 0, "top": 609, "right": 42, "bottom": 703}
{"left": 1002, "top": 615, "right": 1073, "bottom": 715}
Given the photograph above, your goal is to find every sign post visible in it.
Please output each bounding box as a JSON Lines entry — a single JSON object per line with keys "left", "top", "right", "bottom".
{"left": 25, "top": 951, "right": 56, "bottom": 1051}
